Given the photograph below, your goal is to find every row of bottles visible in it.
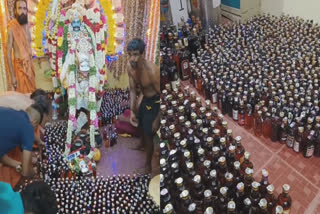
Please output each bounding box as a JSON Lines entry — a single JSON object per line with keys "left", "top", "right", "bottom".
{"left": 33, "top": 121, "right": 160, "bottom": 213}
{"left": 162, "top": 14, "right": 320, "bottom": 158}
{"left": 100, "top": 88, "right": 130, "bottom": 125}
{"left": 18, "top": 175, "right": 160, "bottom": 214}
{"left": 159, "top": 83, "right": 292, "bottom": 213}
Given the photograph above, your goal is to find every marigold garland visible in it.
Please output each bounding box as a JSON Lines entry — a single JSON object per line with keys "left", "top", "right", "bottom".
{"left": 33, "top": 0, "right": 52, "bottom": 57}
{"left": 100, "top": 0, "right": 115, "bottom": 55}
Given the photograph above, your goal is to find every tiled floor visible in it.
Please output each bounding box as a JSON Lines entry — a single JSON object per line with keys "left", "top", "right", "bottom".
{"left": 181, "top": 80, "right": 320, "bottom": 214}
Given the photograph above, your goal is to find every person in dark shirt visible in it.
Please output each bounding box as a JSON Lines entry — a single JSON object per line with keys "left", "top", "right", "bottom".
{"left": 0, "top": 180, "right": 58, "bottom": 214}
{"left": 0, "top": 103, "right": 43, "bottom": 177}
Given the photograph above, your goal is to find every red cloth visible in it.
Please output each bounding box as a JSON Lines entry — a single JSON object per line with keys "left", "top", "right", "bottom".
{"left": 115, "top": 109, "right": 140, "bottom": 137}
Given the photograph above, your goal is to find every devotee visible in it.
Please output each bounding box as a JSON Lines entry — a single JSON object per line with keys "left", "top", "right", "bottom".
{"left": 0, "top": 89, "right": 51, "bottom": 144}
{"left": 0, "top": 181, "right": 58, "bottom": 214}
{"left": 6, "top": 0, "right": 35, "bottom": 93}
{"left": 127, "top": 38, "right": 160, "bottom": 174}
{"left": 0, "top": 104, "right": 44, "bottom": 177}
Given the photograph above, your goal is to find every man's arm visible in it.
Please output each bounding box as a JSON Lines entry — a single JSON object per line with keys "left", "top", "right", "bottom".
{"left": 128, "top": 68, "right": 139, "bottom": 127}
{"left": 6, "top": 28, "right": 16, "bottom": 88}
{"left": 34, "top": 135, "right": 45, "bottom": 146}
{"left": 21, "top": 150, "right": 34, "bottom": 177}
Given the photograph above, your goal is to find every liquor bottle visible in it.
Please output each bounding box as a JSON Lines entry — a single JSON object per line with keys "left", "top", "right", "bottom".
{"left": 263, "top": 113, "right": 272, "bottom": 139}
{"left": 240, "top": 152, "right": 253, "bottom": 175}
{"left": 265, "top": 184, "right": 276, "bottom": 214}
{"left": 235, "top": 182, "right": 245, "bottom": 213}
{"left": 254, "top": 111, "right": 263, "bottom": 137}
{"left": 303, "top": 131, "right": 315, "bottom": 158}
{"left": 242, "top": 198, "right": 252, "bottom": 214}
{"left": 258, "top": 198, "right": 268, "bottom": 214}
{"left": 244, "top": 168, "right": 254, "bottom": 197}
{"left": 271, "top": 112, "right": 282, "bottom": 142}
{"left": 277, "top": 184, "right": 291, "bottom": 214}
{"left": 280, "top": 117, "right": 288, "bottom": 144}
{"left": 217, "top": 187, "right": 228, "bottom": 214}
{"left": 238, "top": 100, "right": 245, "bottom": 126}
{"left": 235, "top": 136, "right": 245, "bottom": 164}
{"left": 286, "top": 122, "right": 296, "bottom": 148}
{"left": 260, "top": 169, "right": 270, "bottom": 197}
{"left": 275, "top": 205, "right": 284, "bottom": 214}
{"left": 233, "top": 161, "right": 243, "bottom": 185}
{"left": 227, "top": 201, "right": 237, "bottom": 214}
{"left": 203, "top": 190, "right": 213, "bottom": 211}
{"left": 191, "top": 175, "right": 205, "bottom": 208}
{"left": 250, "top": 182, "right": 261, "bottom": 213}
{"left": 233, "top": 97, "right": 239, "bottom": 121}
{"left": 244, "top": 104, "right": 253, "bottom": 130}
{"left": 293, "top": 127, "right": 304, "bottom": 153}
{"left": 180, "top": 44, "right": 191, "bottom": 80}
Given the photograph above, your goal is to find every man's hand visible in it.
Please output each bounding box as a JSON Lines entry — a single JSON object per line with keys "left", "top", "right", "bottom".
{"left": 11, "top": 76, "right": 17, "bottom": 89}
{"left": 130, "top": 111, "right": 139, "bottom": 127}
{"left": 152, "top": 114, "right": 160, "bottom": 134}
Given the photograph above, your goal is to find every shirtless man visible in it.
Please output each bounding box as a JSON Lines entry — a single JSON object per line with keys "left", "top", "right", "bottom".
{"left": 127, "top": 38, "right": 160, "bottom": 174}
{"left": 7, "top": 0, "right": 35, "bottom": 93}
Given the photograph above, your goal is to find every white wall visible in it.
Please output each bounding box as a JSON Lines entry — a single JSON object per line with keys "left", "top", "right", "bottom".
{"left": 261, "top": 0, "right": 320, "bottom": 24}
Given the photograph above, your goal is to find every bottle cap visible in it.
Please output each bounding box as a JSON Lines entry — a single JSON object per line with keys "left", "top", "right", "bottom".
{"left": 193, "top": 175, "right": 201, "bottom": 183}
{"left": 259, "top": 198, "right": 268, "bottom": 209}
{"left": 204, "top": 190, "right": 212, "bottom": 197}
{"left": 204, "top": 160, "right": 211, "bottom": 168}
{"left": 188, "top": 203, "right": 196, "bottom": 212}
{"left": 210, "top": 169, "right": 217, "bottom": 177}
{"left": 204, "top": 207, "right": 214, "bottom": 214}
{"left": 244, "top": 151, "right": 250, "bottom": 159}
{"left": 218, "top": 156, "right": 226, "bottom": 163}
{"left": 228, "top": 201, "right": 236, "bottom": 210}
{"left": 234, "top": 161, "right": 240, "bottom": 169}
{"left": 262, "top": 169, "right": 269, "bottom": 177}
{"left": 237, "top": 182, "right": 244, "bottom": 191}
{"left": 267, "top": 184, "right": 274, "bottom": 194}
{"left": 283, "top": 184, "right": 290, "bottom": 193}
{"left": 220, "top": 187, "right": 228, "bottom": 196}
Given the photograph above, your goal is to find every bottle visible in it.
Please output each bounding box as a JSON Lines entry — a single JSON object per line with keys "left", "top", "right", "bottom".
{"left": 218, "top": 187, "right": 228, "bottom": 214}
{"left": 258, "top": 198, "right": 268, "bottom": 214}
{"left": 227, "top": 201, "right": 237, "bottom": 214}
{"left": 293, "top": 127, "right": 304, "bottom": 153}
{"left": 235, "top": 136, "right": 245, "bottom": 164}
{"left": 286, "top": 122, "right": 296, "bottom": 148}
{"left": 280, "top": 117, "right": 288, "bottom": 144}
{"left": 180, "top": 44, "right": 191, "bottom": 80}
{"left": 240, "top": 152, "right": 253, "bottom": 175}
{"left": 235, "top": 182, "right": 245, "bottom": 213}
{"left": 203, "top": 190, "right": 213, "bottom": 211}
{"left": 243, "top": 198, "right": 252, "bottom": 214}
{"left": 233, "top": 97, "right": 239, "bottom": 121}
{"left": 265, "top": 184, "right": 276, "bottom": 214}
{"left": 275, "top": 205, "right": 284, "bottom": 214}
{"left": 250, "top": 182, "right": 261, "bottom": 213}
{"left": 260, "top": 169, "right": 269, "bottom": 197}
{"left": 244, "top": 104, "right": 253, "bottom": 130}
{"left": 263, "top": 113, "right": 272, "bottom": 139}
{"left": 238, "top": 100, "right": 245, "bottom": 126}
{"left": 303, "top": 131, "right": 315, "bottom": 158}
{"left": 277, "top": 184, "right": 291, "bottom": 214}
{"left": 254, "top": 111, "right": 263, "bottom": 137}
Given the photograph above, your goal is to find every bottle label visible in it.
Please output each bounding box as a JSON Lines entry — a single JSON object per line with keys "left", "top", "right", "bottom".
{"left": 233, "top": 110, "right": 238, "bottom": 120}
{"left": 287, "top": 135, "right": 294, "bottom": 148}
{"left": 212, "top": 93, "right": 217, "bottom": 103}
{"left": 306, "top": 145, "right": 314, "bottom": 157}
{"left": 293, "top": 141, "right": 300, "bottom": 152}
{"left": 239, "top": 114, "right": 245, "bottom": 125}
{"left": 181, "top": 60, "right": 190, "bottom": 79}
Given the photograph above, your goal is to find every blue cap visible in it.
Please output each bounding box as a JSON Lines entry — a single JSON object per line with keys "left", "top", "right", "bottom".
{"left": 0, "top": 182, "right": 24, "bottom": 214}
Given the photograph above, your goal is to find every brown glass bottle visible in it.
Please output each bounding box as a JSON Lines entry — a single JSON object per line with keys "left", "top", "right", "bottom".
{"left": 265, "top": 184, "right": 276, "bottom": 214}
{"left": 277, "top": 184, "right": 291, "bottom": 214}
{"left": 238, "top": 100, "right": 245, "bottom": 126}
{"left": 218, "top": 157, "right": 228, "bottom": 186}
{"left": 286, "top": 122, "right": 296, "bottom": 148}
{"left": 191, "top": 175, "right": 205, "bottom": 208}
{"left": 250, "top": 182, "right": 261, "bottom": 213}
{"left": 217, "top": 187, "right": 228, "bottom": 214}
{"left": 244, "top": 104, "right": 253, "bottom": 130}
{"left": 244, "top": 168, "right": 254, "bottom": 197}
{"left": 203, "top": 190, "right": 213, "bottom": 211}
{"left": 259, "top": 198, "right": 268, "bottom": 214}
{"left": 260, "top": 169, "right": 270, "bottom": 197}
{"left": 240, "top": 152, "right": 253, "bottom": 176}
{"left": 235, "top": 136, "right": 245, "bottom": 164}
{"left": 263, "top": 113, "right": 272, "bottom": 139}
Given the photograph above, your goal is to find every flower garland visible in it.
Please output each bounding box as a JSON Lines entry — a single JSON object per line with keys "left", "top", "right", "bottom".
{"left": 0, "top": 33, "right": 7, "bottom": 91}
{"left": 100, "top": 0, "right": 115, "bottom": 55}
{"left": 33, "top": 0, "right": 52, "bottom": 57}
